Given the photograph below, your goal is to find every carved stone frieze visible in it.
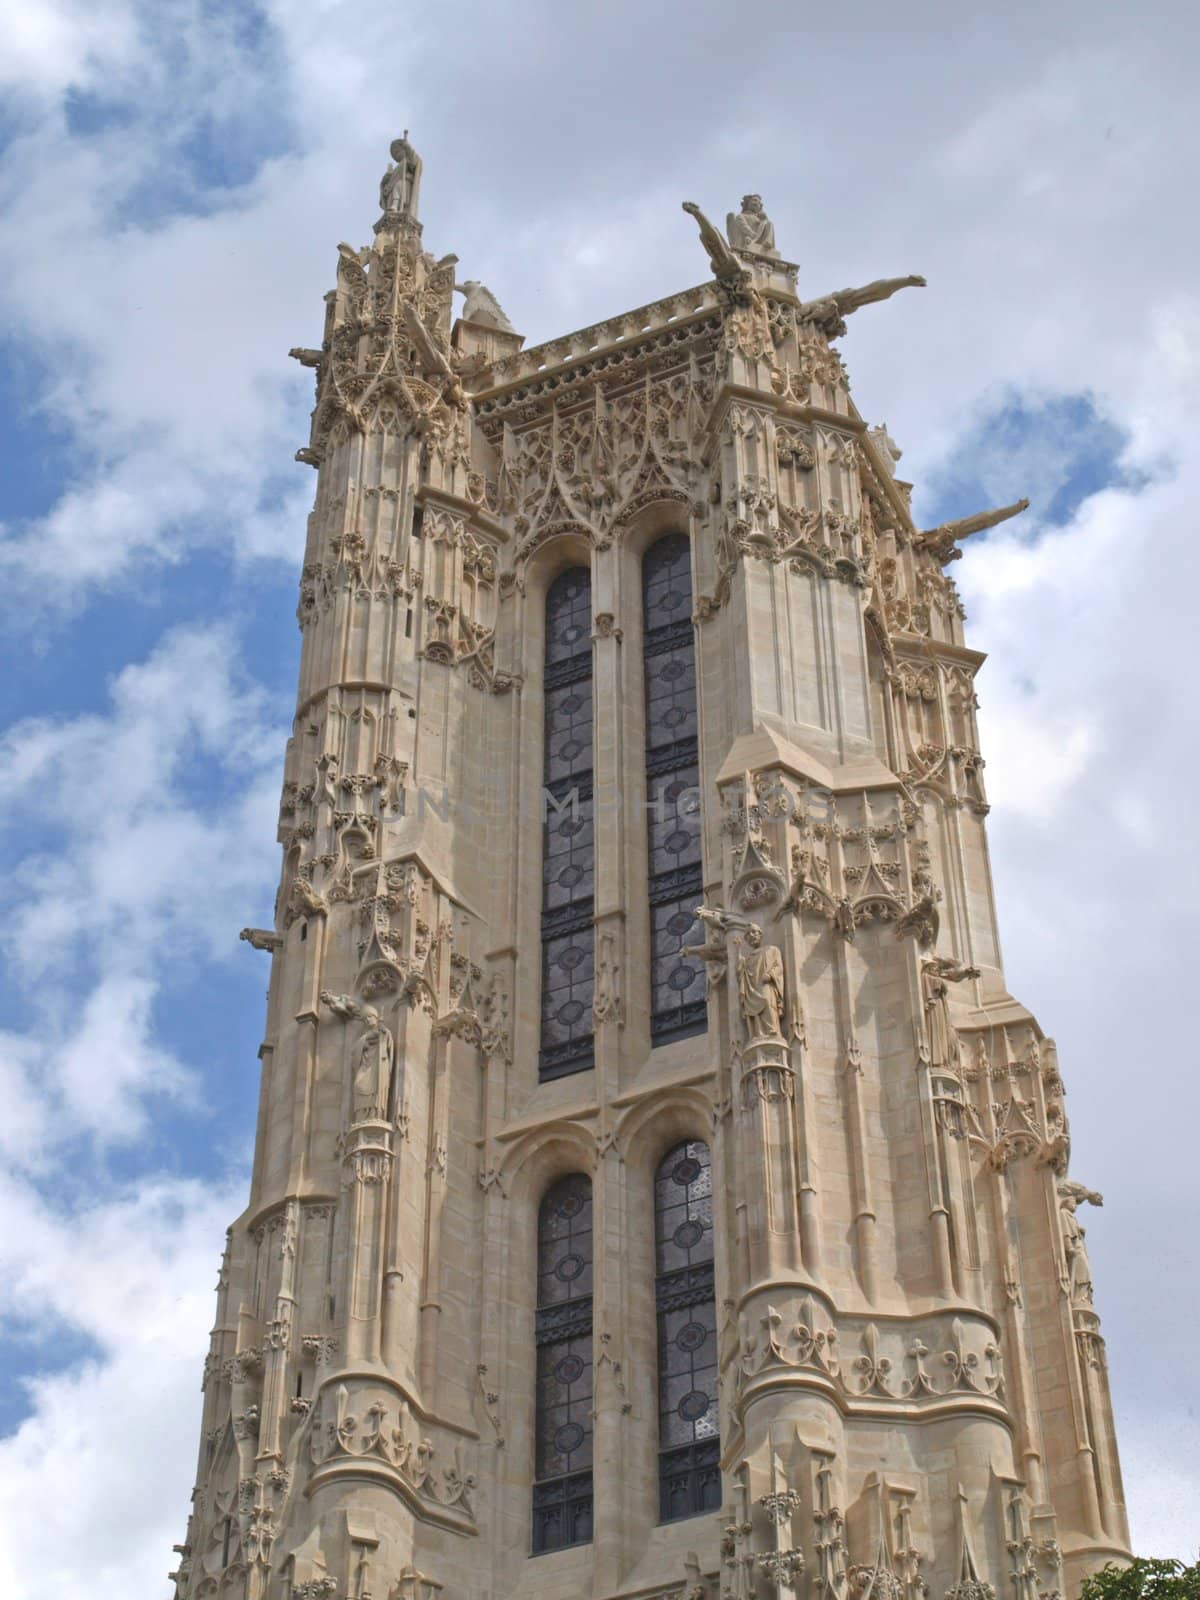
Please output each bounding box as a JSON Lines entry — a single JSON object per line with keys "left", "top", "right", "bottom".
{"left": 307, "top": 1381, "right": 476, "bottom": 1525}
{"left": 735, "top": 1300, "right": 1003, "bottom": 1408}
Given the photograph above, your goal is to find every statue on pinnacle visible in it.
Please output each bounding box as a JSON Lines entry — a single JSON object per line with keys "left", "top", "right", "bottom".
{"left": 380, "top": 131, "right": 423, "bottom": 222}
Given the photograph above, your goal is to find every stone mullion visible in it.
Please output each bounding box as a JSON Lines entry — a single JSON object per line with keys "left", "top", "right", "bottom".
{"left": 810, "top": 433, "right": 844, "bottom": 747}
{"left": 737, "top": 1036, "right": 803, "bottom": 1284}
{"left": 987, "top": 1163, "right": 1050, "bottom": 1508}
{"left": 1078, "top": 1326, "right": 1126, "bottom": 1545}
{"left": 717, "top": 408, "right": 759, "bottom": 736}
{"left": 381, "top": 1001, "right": 427, "bottom": 1374}
{"left": 775, "top": 885, "right": 823, "bottom": 1278}
{"left": 290, "top": 903, "right": 329, "bottom": 1195}
{"left": 417, "top": 1029, "right": 454, "bottom": 1405}
{"left": 939, "top": 796, "right": 981, "bottom": 973}
{"left": 833, "top": 939, "right": 879, "bottom": 1306}
{"left": 338, "top": 1117, "right": 393, "bottom": 1366}
{"left": 904, "top": 938, "right": 957, "bottom": 1299}
{"left": 257, "top": 1199, "right": 299, "bottom": 1465}
{"left": 590, "top": 538, "right": 624, "bottom": 1106}
{"left": 475, "top": 1175, "right": 511, "bottom": 1585}
{"left": 942, "top": 1103, "right": 985, "bottom": 1307}
{"left": 1042, "top": 1169, "right": 1106, "bottom": 1541}
{"left": 793, "top": 1035, "right": 824, "bottom": 1278}
{"left": 590, "top": 1142, "right": 628, "bottom": 1597}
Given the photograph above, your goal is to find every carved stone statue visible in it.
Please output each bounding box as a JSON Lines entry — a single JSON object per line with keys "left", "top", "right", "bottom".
{"left": 735, "top": 925, "right": 786, "bottom": 1042}
{"left": 593, "top": 931, "right": 622, "bottom": 1025}
{"left": 455, "top": 279, "right": 515, "bottom": 332}
{"left": 320, "top": 991, "right": 395, "bottom": 1122}
{"left": 379, "top": 132, "right": 422, "bottom": 221}
{"left": 921, "top": 957, "right": 980, "bottom": 1070}
{"left": 799, "top": 275, "right": 926, "bottom": 338}
{"left": 726, "top": 194, "right": 778, "bottom": 257}
{"left": 1058, "top": 1182, "right": 1103, "bottom": 1307}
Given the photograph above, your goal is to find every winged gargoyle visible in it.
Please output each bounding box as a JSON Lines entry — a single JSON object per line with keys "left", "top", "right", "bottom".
{"left": 399, "top": 299, "right": 470, "bottom": 410}
{"left": 918, "top": 498, "right": 1030, "bottom": 564}
{"left": 455, "top": 279, "right": 516, "bottom": 332}
{"left": 681, "top": 201, "right": 756, "bottom": 303}
{"left": 798, "top": 275, "right": 926, "bottom": 339}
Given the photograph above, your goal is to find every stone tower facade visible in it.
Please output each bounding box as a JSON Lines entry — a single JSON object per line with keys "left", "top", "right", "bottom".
{"left": 171, "top": 144, "right": 1130, "bottom": 1600}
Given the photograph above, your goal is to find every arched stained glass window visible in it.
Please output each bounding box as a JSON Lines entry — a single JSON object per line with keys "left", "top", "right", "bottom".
{"left": 533, "top": 1174, "right": 594, "bottom": 1553}
{"left": 655, "top": 1139, "right": 720, "bottom": 1522}
{"left": 540, "top": 568, "right": 595, "bottom": 1080}
{"left": 642, "top": 535, "right": 706, "bottom": 1045}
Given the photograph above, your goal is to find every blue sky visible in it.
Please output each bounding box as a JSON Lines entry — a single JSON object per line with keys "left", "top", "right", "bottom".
{"left": 0, "top": 1, "right": 1198, "bottom": 1592}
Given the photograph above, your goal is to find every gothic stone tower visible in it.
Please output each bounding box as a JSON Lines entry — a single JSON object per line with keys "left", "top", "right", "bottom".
{"left": 171, "top": 143, "right": 1131, "bottom": 1600}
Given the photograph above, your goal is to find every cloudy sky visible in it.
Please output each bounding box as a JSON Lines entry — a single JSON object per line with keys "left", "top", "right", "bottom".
{"left": 0, "top": 0, "right": 1196, "bottom": 1592}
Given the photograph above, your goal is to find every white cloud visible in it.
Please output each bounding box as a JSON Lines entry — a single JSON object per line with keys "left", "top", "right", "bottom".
{"left": 0, "top": 1170, "right": 245, "bottom": 1598}
{"left": 0, "top": 0, "right": 140, "bottom": 96}
{"left": 0, "top": 623, "right": 284, "bottom": 1158}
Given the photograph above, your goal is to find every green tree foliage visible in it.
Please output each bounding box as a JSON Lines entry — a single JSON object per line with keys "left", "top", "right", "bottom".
{"left": 1082, "top": 1559, "right": 1200, "bottom": 1600}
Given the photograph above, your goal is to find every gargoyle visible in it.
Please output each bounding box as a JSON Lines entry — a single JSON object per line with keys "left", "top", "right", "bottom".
{"left": 918, "top": 498, "right": 1030, "bottom": 564}
{"left": 798, "top": 275, "right": 926, "bottom": 339}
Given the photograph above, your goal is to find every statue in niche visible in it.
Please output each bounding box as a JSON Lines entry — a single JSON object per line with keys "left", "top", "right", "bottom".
{"left": 1058, "top": 1181, "right": 1103, "bottom": 1307}
{"left": 727, "top": 193, "right": 778, "bottom": 257}
{"left": 379, "top": 132, "right": 423, "bottom": 220}
{"left": 735, "top": 925, "right": 786, "bottom": 1043}
{"left": 920, "top": 956, "right": 980, "bottom": 1069}
{"left": 320, "top": 991, "right": 395, "bottom": 1122}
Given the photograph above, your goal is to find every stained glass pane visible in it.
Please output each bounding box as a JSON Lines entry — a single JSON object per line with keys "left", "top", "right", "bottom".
{"left": 647, "top": 765, "right": 701, "bottom": 873}
{"left": 642, "top": 536, "right": 705, "bottom": 1046}
{"left": 544, "top": 568, "right": 593, "bottom": 664}
{"left": 541, "top": 568, "right": 594, "bottom": 1079}
{"left": 654, "top": 1141, "right": 720, "bottom": 1522}
{"left": 534, "top": 1175, "right": 594, "bottom": 1552}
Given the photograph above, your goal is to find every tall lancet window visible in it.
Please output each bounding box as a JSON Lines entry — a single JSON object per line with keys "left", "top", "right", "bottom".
{"left": 540, "top": 567, "right": 595, "bottom": 1080}
{"left": 642, "top": 534, "right": 706, "bottom": 1045}
{"left": 655, "top": 1139, "right": 720, "bottom": 1522}
{"left": 533, "top": 1174, "right": 595, "bottom": 1553}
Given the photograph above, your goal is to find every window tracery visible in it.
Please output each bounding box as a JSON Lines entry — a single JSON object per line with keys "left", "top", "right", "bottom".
{"left": 533, "top": 1174, "right": 594, "bottom": 1552}
{"left": 540, "top": 567, "right": 595, "bottom": 1079}
{"left": 654, "top": 1139, "right": 720, "bottom": 1522}
{"left": 642, "top": 535, "right": 706, "bottom": 1045}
